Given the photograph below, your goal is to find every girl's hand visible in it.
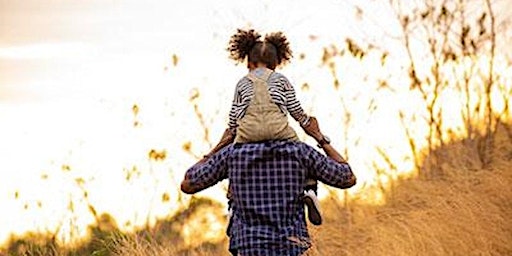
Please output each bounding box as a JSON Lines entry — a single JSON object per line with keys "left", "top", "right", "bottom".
{"left": 301, "top": 116, "right": 323, "bottom": 142}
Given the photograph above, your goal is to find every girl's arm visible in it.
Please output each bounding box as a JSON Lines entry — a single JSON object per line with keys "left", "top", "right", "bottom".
{"left": 203, "top": 77, "right": 250, "bottom": 161}
{"left": 277, "top": 75, "right": 311, "bottom": 126}
{"left": 202, "top": 128, "right": 234, "bottom": 162}
{"left": 228, "top": 77, "right": 252, "bottom": 131}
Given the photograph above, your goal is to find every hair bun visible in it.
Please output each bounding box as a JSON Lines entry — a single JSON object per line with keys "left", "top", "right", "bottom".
{"left": 264, "top": 32, "right": 292, "bottom": 66}
{"left": 227, "top": 29, "right": 261, "bottom": 63}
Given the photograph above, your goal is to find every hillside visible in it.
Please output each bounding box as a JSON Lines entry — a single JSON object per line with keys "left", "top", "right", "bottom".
{"left": 308, "top": 125, "right": 512, "bottom": 256}
{"left": 3, "top": 125, "right": 511, "bottom": 256}
{"left": 109, "top": 124, "right": 512, "bottom": 256}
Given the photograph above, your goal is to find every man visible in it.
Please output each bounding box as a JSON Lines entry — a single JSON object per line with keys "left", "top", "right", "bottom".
{"left": 181, "top": 117, "right": 356, "bottom": 255}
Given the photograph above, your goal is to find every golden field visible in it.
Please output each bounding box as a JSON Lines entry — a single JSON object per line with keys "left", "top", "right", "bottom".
{"left": 4, "top": 124, "right": 510, "bottom": 256}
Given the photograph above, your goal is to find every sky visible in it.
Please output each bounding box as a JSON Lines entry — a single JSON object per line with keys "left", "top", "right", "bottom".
{"left": 0, "top": 0, "right": 511, "bottom": 247}
{"left": 0, "top": 0, "right": 374, "bottom": 245}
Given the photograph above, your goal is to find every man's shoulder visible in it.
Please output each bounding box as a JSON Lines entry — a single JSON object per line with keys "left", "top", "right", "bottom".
{"left": 233, "top": 140, "right": 312, "bottom": 152}
{"left": 286, "top": 140, "right": 315, "bottom": 154}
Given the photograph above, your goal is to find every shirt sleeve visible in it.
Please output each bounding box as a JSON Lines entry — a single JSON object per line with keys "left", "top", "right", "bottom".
{"left": 277, "top": 75, "right": 310, "bottom": 126}
{"left": 300, "top": 144, "right": 355, "bottom": 189}
{"left": 228, "top": 77, "right": 252, "bottom": 130}
{"left": 184, "top": 146, "right": 230, "bottom": 192}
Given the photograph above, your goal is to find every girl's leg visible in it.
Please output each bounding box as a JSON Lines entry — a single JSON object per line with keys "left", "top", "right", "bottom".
{"left": 303, "top": 178, "right": 322, "bottom": 225}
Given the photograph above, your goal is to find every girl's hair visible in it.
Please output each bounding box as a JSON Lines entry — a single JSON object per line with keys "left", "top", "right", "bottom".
{"left": 227, "top": 29, "right": 293, "bottom": 70}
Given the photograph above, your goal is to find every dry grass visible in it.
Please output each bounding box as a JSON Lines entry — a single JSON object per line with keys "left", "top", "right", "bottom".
{"left": 308, "top": 127, "right": 512, "bottom": 256}
{"left": 309, "top": 167, "right": 511, "bottom": 255}
{"left": 107, "top": 126, "right": 512, "bottom": 256}
{"left": 106, "top": 233, "right": 220, "bottom": 256}
{"left": 4, "top": 129, "right": 511, "bottom": 256}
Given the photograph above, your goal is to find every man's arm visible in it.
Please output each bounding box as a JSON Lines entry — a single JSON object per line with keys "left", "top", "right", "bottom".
{"left": 302, "top": 117, "right": 346, "bottom": 162}
{"left": 202, "top": 128, "right": 235, "bottom": 161}
{"left": 301, "top": 117, "right": 356, "bottom": 189}
{"left": 180, "top": 146, "right": 230, "bottom": 194}
{"left": 180, "top": 175, "right": 197, "bottom": 194}
{"left": 181, "top": 163, "right": 205, "bottom": 194}
{"left": 302, "top": 146, "right": 356, "bottom": 189}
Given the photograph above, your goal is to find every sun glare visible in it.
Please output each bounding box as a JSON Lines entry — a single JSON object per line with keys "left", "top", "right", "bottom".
{"left": 181, "top": 208, "right": 226, "bottom": 248}
{"left": 0, "top": 0, "right": 511, "bottom": 250}
{"left": 0, "top": 43, "right": 91, "bottom": 59}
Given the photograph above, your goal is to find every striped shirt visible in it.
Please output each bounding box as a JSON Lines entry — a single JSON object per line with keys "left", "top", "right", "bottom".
{"left": 228, "top": 68, "right": 310, "bottom": 132}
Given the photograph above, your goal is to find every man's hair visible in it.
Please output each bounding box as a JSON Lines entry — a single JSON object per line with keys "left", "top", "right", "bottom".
{"left": 227, "top": 29, "right": 293, "bottom": 70}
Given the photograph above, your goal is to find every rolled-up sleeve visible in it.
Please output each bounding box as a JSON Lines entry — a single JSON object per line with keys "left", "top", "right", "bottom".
{"left": 182, "top": 146, "right": 230, "bottom": 193}
{"left": 300, "top": 145, "right": 355, "bottom": 189}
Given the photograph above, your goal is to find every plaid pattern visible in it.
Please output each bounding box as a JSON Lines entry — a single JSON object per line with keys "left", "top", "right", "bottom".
{"left": 185, "top": 140, "right": 354, "bottom": 255}
{"left": 233, "top": 246, "right": 306, "bottom": 256}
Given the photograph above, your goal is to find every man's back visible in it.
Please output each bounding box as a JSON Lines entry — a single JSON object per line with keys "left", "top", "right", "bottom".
{"left": 228, "top": 141, "right": 311, "bottom": 254}
{"left": 227, "top": 140, "right": 354, "bottom": 255}
{"left": 181, "top": 139, "right": 355, "bottom": 255}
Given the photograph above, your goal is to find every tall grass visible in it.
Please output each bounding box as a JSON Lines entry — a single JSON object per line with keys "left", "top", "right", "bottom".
{"left": 2, "top": 0, "right": 511, "bottom": 254}
{"left": 6, "top": 124, "right": 509, "bottom": 255}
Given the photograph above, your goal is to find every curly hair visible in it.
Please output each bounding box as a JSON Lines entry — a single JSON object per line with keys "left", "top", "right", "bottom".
{"left": 227, "top": 29, "right": 293, "bottom": 70}
{"left": 264, "top": 32, "right": 292, "bottom": 67}
{"left": 227, "top": 29, "right": 261, "bottom": 63}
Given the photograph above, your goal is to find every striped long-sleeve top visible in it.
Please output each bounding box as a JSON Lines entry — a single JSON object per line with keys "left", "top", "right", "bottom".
{"left": 228, "top": 68, "right": 310, "bottom": 132}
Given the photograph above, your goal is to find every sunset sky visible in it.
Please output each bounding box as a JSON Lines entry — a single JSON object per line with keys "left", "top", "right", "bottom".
{"left": 0, "top": 0, "right": 511, "bottom": 246}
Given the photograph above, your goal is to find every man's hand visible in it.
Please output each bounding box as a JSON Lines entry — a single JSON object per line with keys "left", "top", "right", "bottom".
{"left": 301, "top": 116, "right": 323, "bottom": 142}
{"left": 303, "top": 116, "right": 348, "bottom": 164}
{"left": 204, "top": 128, "right": 235, "bottom": 160}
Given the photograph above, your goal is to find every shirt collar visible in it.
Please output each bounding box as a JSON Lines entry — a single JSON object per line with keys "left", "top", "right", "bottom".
{"left": 251, "top": 67, "right": 272, "bottom": 78}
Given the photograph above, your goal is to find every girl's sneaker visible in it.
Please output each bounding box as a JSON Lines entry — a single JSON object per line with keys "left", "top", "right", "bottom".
{"left": 302, "top": 189, "right": 322, "bottom": 225}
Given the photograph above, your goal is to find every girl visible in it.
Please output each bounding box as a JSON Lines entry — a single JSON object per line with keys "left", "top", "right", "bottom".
{"left": 204, "top": 29, "right": 323, "bottom": 225}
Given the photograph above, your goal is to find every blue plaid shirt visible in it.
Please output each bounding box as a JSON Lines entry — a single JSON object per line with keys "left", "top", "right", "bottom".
{"left": 184, "top": 140, "right": 355, "bottom": 255}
